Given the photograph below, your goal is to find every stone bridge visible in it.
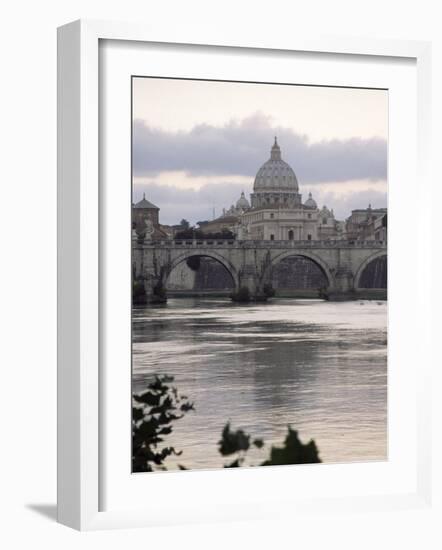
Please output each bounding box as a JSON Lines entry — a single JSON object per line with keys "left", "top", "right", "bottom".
{"left": 133, "top": 238, "right": 387, "bottom": 301}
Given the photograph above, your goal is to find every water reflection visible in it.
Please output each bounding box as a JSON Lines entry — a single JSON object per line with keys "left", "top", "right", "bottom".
{"left": 133, "top": 298, "right": 387, "bottom": 470}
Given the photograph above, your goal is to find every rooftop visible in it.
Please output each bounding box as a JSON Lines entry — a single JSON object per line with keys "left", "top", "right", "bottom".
{"left": 133, "top": 193, "right": 159, "bottom": 209}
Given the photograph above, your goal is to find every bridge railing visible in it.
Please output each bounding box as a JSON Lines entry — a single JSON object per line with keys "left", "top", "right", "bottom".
{"left": 139, "top": 239, "right": 387, "bottom": 248}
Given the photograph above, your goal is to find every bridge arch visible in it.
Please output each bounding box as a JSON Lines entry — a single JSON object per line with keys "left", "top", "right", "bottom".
{"left": 164, "top": 250, "right": 240, "bottom": 289}
{"left": 354, "top": 251, "right": 387, "bottom": 289}
{"left": 266, "top": 250, "right": 335, "bottom": 289}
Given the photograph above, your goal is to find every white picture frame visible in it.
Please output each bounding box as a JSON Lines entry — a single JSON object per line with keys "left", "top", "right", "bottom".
{"left": 57, "top": 19, "right": 432, "bottom": 531}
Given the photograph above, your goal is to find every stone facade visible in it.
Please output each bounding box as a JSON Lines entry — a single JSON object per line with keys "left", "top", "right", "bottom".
{"left": 132, "top": 140, "right": 386, "bottom": 245}
{"left": 133, "top": 239, "right": 387, "bottom": 301}
{"left": 132, "top": 194, "right": 169, "bottom": 241}
{"left": 131, "top": 139, "right": 387, "bottom": 302}
{"left": 212, "top": 139, "right": 343, "bottom": 241}
{"left": 167, "top": 257, "right": 234, "bottom": 292}
{"left": 345, "top": 206, "right": 387, "bottom": 242}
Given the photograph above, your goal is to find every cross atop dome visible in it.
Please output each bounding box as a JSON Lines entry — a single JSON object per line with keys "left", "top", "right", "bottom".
{"left": 270, "top": 136, "right": 282, "bottom": 161}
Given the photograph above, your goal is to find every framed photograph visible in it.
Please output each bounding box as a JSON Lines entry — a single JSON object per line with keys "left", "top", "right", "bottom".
{"left": 57, "top": 20, "right": 432, "bottom": 530}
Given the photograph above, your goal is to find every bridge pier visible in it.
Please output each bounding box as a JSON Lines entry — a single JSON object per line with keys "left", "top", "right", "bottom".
{"left": 235, "top": 249, "right": 275, "bottom": 300}
{"left": 238, "top": 266, "right": 259, "bottom": 295}
{"left": 132, "top": 274, "right": 167, "bottom": 305}
{"left": 325, "top": 268, "right": 357, "bottom": 301}
{"left": 133, "top": 246, "right": 170, "bottom": 304}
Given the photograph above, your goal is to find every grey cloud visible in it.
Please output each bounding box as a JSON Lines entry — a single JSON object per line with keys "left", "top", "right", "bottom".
{"left": 133, "top": 113, "right": 387, "bottom": 184}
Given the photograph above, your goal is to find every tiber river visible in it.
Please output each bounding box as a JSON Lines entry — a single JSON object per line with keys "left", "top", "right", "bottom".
{"left": 132, "top": 298, "right": 387, "bottom": 470}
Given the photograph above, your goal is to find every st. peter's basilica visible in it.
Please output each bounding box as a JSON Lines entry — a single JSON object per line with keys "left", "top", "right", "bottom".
{"left": 201, "top": 138, "right": 344, "bottom": 241}
{"left": 133, "top": 138, "right": 387, "bottom": 243}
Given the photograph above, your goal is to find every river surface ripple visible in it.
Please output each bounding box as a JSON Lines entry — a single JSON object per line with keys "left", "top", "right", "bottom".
{"left": 132, "top": 298, "right": 387, "bottom": 470}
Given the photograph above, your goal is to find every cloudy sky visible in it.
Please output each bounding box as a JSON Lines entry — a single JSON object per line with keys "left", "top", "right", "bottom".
{"left": 133, "top": 77, "right": 388, "bottom": 225}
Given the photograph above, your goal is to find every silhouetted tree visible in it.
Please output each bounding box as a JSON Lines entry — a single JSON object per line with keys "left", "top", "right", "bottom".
{"left": 218, "top": 423, "right": 264, "bottom": 468}
{"left": 133, "top": 377, "right": 320, "bottom": 472}
{"left": 174, "top": 228, "right": 194, "bottom": 239}
{"left": 132, "top": 375, "right": 194, "bottom": 472}
{"left": 261, "top": 427, "right": 321, "bottom": 466}
{"left": 174, "top": 228, "right": 235, "bottom": 240}
{"left": 218, "top": 423, "right": 320, "bottom": 467}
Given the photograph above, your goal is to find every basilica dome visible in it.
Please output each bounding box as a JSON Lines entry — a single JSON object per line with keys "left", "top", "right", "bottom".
{"left": 304, "top": 192, "right": 317, "bottom": 209}
{"left": 236, "top": 191, "right": 250, "bottom": 210}
{"left": 253, "top": 138, "right": 299, "bottom": 192}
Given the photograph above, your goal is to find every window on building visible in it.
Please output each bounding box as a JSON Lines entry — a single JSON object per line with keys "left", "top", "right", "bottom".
{"left": 270, "top": 234, "right": 275, "bottom": 241}
{"left": 307, "top": 234, "right": 312, "bottom": 241}
{"left": 322, "top": 218, "right": 327, "bottom": 224}
{"left": 308, "top": 213, "right": 311, "bottom": 219}
{"left": 270, "top": 213, "right": 274, "bottom": 219}
{"left": 288, "top": 230, "right": 294, "bottom": 240}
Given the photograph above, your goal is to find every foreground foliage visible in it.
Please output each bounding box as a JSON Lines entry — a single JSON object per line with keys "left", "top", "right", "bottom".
{"left": 218, "top": 422, "right": 321, "bottom": 468}
{"left": 133, "top": 376, "right": 321, "bottom": 472}
{"left": 132, "top": 375, "right": 194, "bottom": 472}
{"left": 174, "top": 227, "right": 235, "bottom": 240}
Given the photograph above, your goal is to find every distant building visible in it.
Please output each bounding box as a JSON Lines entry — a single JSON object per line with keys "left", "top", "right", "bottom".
{"left": 132, "top": 194, "right": 169, "bottom": 240}
{"left": 214, "top": 138, "right": 342, "bottom": 241}
{"left": 345, "top": 206, "right": 387, "bottom": 242}
{"left": 198, "top": 215, "right": 238, "bottom": 235}
{"left": 199, "top": 191, "right": 250, "bottom": 235}
{"left": 132, "top": 140, "right": 387, "bottom": 243}
{"left": 158, "top": 224, "right": 174, "bottom": 239}
{"left": 317, "top": 206, "right": 343, "bottom": 241}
